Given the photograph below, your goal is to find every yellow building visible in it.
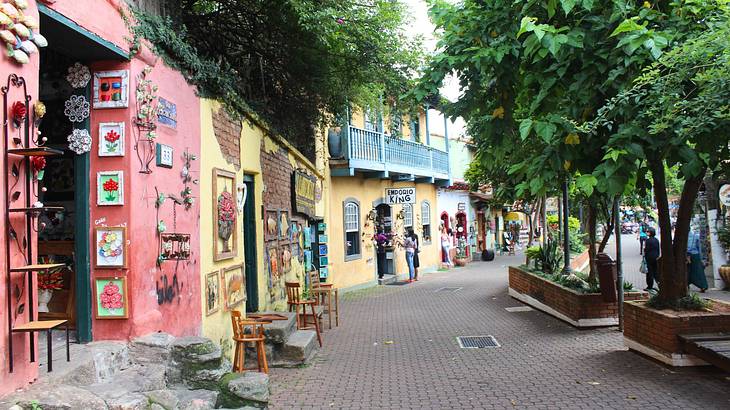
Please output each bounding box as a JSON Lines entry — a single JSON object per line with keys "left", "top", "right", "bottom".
{"left": 325, "top": 107, "right": 451, "bottom": 288}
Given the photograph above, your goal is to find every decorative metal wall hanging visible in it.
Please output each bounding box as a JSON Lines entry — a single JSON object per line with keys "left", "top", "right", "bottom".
{"left": 64, "top": 95, "right": 90, "bottom": 123}
{"left": 159, "top": 233, "right": 191, "bottom": 260}
{"left": 67, "top": 128, "right": 92, "bottom": 154}
{"left": 66, "top": 62, "right": 91, "bottom": 89}
{"left": 132, "top": 67, "right": 157, "bottom": 173}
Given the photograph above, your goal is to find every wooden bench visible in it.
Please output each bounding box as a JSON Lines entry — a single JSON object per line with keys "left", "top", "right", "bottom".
{"left": 678, "top": 333, "right": 730, "bottom": 372}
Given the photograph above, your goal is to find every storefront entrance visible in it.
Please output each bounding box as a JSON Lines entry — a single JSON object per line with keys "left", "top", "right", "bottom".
{"left": 242, "top": 175, "right": 258, "bottom": 312}
{"left": 375, "top": 203, "right": 394, "bottom": 276}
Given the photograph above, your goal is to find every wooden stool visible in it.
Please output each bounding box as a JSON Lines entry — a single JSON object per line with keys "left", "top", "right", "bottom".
{"left": 285, "top": 282, "right": 323, "bottom": 347}
{"left": 308, "top": 270, "right": 339, "bottom": 329}
{"left": 231, "top": 311, "right": 271, "bottom": 373}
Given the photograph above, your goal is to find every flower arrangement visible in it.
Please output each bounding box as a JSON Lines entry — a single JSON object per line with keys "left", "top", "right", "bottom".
{"left": 38, "top": 268, "right": 63, "bottom": 291}
{"left": 104, "top": 130, "right": 120, "bottom": 152}
{"left": 99, "top": 281, "right": 123, "bottom": 310}
{"left": 102, "top": 179, "right": 119, "bottom": 202}
{"left": 97, "top": 230, "right": 123, "bottom": 259}
{"left": 217, "top": 190, "right": 236, "bottom": 250}
{"left": 10, "top": 101, "right": 26, "bottom": 128}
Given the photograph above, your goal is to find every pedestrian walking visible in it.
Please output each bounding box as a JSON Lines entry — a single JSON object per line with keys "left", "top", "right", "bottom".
{"left": 407, "top": 227, "right": 420, "bottom": 281}
{"left": 440, "top": 227, "right": 452, "bottom": 268}
{"left": 643, "top": 228, "right": 660, "bottom": 291}
{"left": 374, "top": 228, "right": 388, "bottom": 279}
{"left": 687, "top": 228, "right": 708, "bottom": 292}
{"left": 638, "top": 222, "right": 648, "bottom": 255}
{"left": 404, "top": 233, "right": 416, "bottom": 282}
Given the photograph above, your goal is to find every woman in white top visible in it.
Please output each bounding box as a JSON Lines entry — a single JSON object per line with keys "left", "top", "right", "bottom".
{"left": 440, "top": 227, "right": 452, "bottom": 268}
{"left": 404, "top": 234, "right": 416, "bottom": 282}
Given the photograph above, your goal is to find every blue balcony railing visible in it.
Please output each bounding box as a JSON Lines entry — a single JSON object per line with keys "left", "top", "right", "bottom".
{"left": 344, "top": 125, "right": 450, "bottom": 179}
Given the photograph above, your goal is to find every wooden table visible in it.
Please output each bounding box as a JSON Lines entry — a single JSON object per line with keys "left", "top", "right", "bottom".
{"left": 12, "top": 319, "right": 70, "bottom": 372}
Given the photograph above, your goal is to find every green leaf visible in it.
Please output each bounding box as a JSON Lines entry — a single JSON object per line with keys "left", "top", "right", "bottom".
{"left": 517, "top": 16, "right": 537, "bottom": 38}
{"left": 519, "top": 119, "right": 533, "bottom": 141}
{"left": 575, "top": 174, "right": 597, "bottom": 196}
{"left": 561, "top": 0, "right": 577, "bottom": 15}
{"left": 610, "top": 18, "right": 644, "bottom": 37}
{"left": 535, "top": 121, "right": 557, "bottom": 143}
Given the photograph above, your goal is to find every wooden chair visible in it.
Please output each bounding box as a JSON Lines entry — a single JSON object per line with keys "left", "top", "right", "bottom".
{"left": 231, "top": 311, "right": 271, "bottom": 373}
{"left": 308, "top": 270, "right": 339, "bottom": 329}
{"left": 285, "top": 282, "right": 323, "bottom": 347}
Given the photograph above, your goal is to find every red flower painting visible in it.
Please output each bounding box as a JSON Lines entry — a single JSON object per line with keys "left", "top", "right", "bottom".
{"left": 104, "top": 130, "right": 121, "bottom": 153}
{"left": 103, "top": 179, "right": 119, "bottom": 202}
{"left": 99, "top": 281, "right": 123, "bottom": 310}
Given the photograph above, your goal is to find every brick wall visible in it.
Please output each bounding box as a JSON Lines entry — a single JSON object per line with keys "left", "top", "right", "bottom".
{"left": 212, "top": 108, "right": 241, "bottom": 169}
{"left": 624, "top": 300, "right": 730, "bottom": 355}
{"left": 509, "top": 266, "right": 648, "bottom": 321}
{"left": 260, "top": 145, "right": 293, "bottom": 211}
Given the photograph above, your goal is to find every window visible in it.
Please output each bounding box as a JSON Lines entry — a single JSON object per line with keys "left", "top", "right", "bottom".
{"left": 364, "top": 109, "right": 380, "bottom": 132}
{"left": 344, "top": 199, "right": 361, "bottom": 260}
{"left": 421, "top": 201, "right": 432, "bottom": 242}
{"left": 410, "top": 120, "right": 421, "bottom": 143}
{"left": 403, "top": 204, "right": 413, "bottom": 229}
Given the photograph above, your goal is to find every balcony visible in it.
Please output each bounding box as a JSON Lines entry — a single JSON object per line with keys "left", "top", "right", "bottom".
{"left": 330, "top": 126, "right": 450, "bottom": 184}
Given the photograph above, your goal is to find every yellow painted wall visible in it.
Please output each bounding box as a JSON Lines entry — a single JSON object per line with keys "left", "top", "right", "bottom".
{"left": 199, "top": 100, "right": 265, "bottom": 359}
{"left": 327, "top": 178, "right": 440, "bottom": 290}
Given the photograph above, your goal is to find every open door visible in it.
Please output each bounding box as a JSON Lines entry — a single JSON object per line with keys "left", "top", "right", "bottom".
{"left": 243, "top": 175, "right": 258, "bottom": 312}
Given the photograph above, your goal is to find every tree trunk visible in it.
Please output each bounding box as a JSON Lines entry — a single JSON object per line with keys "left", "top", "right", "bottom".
{"left": 598, "top": 197, "right": 616, "bottom": 253}
{"left": 587, "top": 201, "right": 598, "bottom": 282}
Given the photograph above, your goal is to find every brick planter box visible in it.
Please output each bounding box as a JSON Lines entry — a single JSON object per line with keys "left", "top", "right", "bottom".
{"left": 623, "top": 300, "right": 730, "bottom": 367}
{"left": 508, "top": 266, "right": 648, "bottom": 327}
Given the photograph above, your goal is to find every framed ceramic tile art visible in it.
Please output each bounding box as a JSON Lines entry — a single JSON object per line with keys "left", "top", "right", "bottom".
{"left": 98, "top": 122, "right": 125, "bottom": 156}
{"left": 93, "top": 70, "right": 129, "bottom": 109}
{"left": 213, "top": 168, "right": 237, "bottom": 261}
{"left": 95, "top": 226, "right": 127, "bottom": 269}
{"left": 205, "top": 270, "right": 221, "bottom": 316}
{"left": 222, "top": 264, "right": 245, "bottom": 310}
{"left": 93, "top": 277, "right": 129, "bottom": 319}
{"left": 97, "top": 171, "right": 124, "bottom": 206}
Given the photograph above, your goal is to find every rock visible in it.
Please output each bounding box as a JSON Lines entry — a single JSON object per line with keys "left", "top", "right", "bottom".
{"left": 171, "top": 337, "right": 218, "bottom": 362}
{"left": 130, "top": 332, "right": 175, "bottom": 366}
{"left": 0, "top": 385, "right": 108, "bottom": 410}
{"left": 104, "top": 392, "right": 148, "bottom": 410}
{"left": 275, "top": 330, "right": 318, "bottom": 366}
{"left": 177, "top": 389, "right": 219, "bottom": 410}
{"left": 149, "top": 404, "right": 166, "bottom": 410}
{"left": 145, "top": 390, "right": 179, "bottom": 410}
{"left": 217, "top": 372, "right": 270, "bottom": 408}
{"left": 86, "top": 364, "right": 167, "bottom": 400}
{"left": 42, "top": 341, "right": 129, "bottom": 387}
{"left": 181, "top": 359, "right": 232, "bottom": 390}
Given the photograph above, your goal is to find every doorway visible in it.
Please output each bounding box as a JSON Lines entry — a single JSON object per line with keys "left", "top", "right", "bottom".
{"left": 456, "top": 211, "right": 468, "bottom": 257}
{"left": 242, "top": 175, "right": 258, "bottom": 312}
{"left": 375, "top": 203, "right": 394, "bottom": 276}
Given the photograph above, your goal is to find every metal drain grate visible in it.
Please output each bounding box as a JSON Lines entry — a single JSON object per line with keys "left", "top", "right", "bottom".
{"left": 435, "top": 287, "right": 463, "bottom": 293}
{"left": 457, "top": 336, "right": 500, "bottom": 349}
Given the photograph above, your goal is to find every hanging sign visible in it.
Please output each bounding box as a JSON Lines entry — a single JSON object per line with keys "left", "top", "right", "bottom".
{"left": 292, "top": 171, "right": 317, "bottom": 218}
{"left": 458, "top": 202, "right": 466, "bottom": 211}
{"left": 385, "top": 187, "right": 416, "bottom": 205}
{"left": 720, "top": 184, "right": 730, "bottom": 206}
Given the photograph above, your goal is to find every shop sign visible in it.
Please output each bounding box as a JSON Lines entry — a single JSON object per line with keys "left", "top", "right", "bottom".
{"left": 458, "top": 202, "right": 466, "bottom": 211}
{"left": 720, "top": 184, "right": 730, "bottom": 206}
{"left": 292, "top": 171, "right": 317, "bottom": 217}
{"left": 157, "top": 97, "right": 177, "bottom": 128}
{"left": 385, "top": 187, "right": 416, "bottom": 205}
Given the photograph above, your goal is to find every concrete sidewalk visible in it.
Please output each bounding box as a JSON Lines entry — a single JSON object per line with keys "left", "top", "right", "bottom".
{"left": 269, "top": 253, "right": 730, "bottom": 409}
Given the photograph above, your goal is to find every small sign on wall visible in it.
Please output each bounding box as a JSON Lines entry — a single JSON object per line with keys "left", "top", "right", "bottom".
{"left": 156, "top": 143, "right": 173, "bottom": 168}
{"left": 385, "top": 187, "right": 416, "bottom": 204}
{"left": 458, "top": 202, "right": 466, "bottom": 211}
{"left": 157, "top": 97, "right": 177, "bottom": 128}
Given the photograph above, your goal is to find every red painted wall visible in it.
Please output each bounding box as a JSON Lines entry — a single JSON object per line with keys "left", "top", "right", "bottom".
{"left": 1, "top": 0, "right": 202, "bottom": 395}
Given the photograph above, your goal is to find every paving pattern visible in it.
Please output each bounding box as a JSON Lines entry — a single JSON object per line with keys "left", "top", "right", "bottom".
{"left": 269, "top": 252, "right": 730, "bottom": 409}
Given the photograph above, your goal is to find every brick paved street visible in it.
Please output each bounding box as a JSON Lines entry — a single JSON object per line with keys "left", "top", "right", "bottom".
{"left": 270, "top": 253, "right": 730, "bottom": 409}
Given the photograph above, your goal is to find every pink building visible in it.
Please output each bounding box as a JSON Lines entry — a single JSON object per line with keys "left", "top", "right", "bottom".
{"left": 0, "top": 0, "right": 201, "bottom": 393}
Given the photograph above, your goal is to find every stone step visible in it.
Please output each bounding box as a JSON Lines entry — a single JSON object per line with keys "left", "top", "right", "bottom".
{"left": 38, "top": 341, "right": 131, "bottom": 387}
{"left": 252, "top": 311, "right": 297, "bottom": 344}
{"left": 378, "top": 274, "right": 397, "bottom": 285}
{"left": 270, "top": 329, "right": 320, "bottom": 367}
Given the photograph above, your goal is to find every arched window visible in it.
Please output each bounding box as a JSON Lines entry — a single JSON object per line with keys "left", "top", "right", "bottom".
{"left": 421, "top": 200, "right": 432, "bottom": 242}
{"left": 403, "top": 204, "right": 413, "bottom": 229}
{"left": 343, "top": 199, "right": 361, "bottom": 260}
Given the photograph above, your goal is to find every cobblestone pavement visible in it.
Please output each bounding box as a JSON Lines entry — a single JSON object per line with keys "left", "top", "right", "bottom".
{"left": 269, "top": 253, "right": 730, "bottom": 409}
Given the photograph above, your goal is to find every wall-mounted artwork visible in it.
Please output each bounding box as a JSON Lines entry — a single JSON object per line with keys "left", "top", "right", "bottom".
{"left": 303, "top": 225, "right": 312, "bottom": 249}
{"left": 98, "top": 122, "right": 125, "bottom": 157}
{"left": 156, "top": 143, "right": 173, "bottom": 168}
{"left": 94, "top": 277, "right": 128, "bottom": 319}
{"left": 304, "top": 250, "right": 312, "bottom": 271}
{"left": 222, "top": 264, "right": 245, "bottom": 310}
{"left": 318, "top": 234, "right": 328, "bottom": 244}
{"left": 157, "top": 97, "right": 177, "bottom": 128}
{"left": 95, "top": 226, "right": 127, "bottom": 269}
{"left": 93, "top": 70, "right": 129, "bottom": 109}
{"left": 97, "top": 171, "right": 124, "bottom": 206}
{"left": 265, "top": 210, "right": 279, "bottom": 242}
{"left": 319, "top": 244, "right": 328, "bottom": 256}
{"left": 319, "top": 267, "right": 329, "bottom": 280}
{"left": 279, "top": 210, "right": 290, "bottom": 240}
{"left": 205, "top": 270, "right": 221, "bottom": 316}
{"left": 267, "top": 246, "right": 279, "bottom": 281}
{"left": 280, "top": 245, "right": 292, "bottom": 273}
{"left": 213, "top": 168, "right": 237, "bottom": 261}
{"left": 160, "top": 233, "right": 191, "bottom": 260}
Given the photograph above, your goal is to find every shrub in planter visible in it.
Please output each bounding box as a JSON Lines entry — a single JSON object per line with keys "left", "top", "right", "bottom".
{"left": 454, "top": 237, "right": 468, "bottom": 267}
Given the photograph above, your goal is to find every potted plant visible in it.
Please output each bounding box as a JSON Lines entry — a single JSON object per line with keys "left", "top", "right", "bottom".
{"left": 454, "top": 237, "right": 468, "bottom": 267}
{"left": 37, "top": 267, "right": 64, "bottom": 313}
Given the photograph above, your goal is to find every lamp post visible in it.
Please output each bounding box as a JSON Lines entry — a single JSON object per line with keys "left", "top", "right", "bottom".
{"left": 562, "top": 178, "right": 571, "bottom": 274}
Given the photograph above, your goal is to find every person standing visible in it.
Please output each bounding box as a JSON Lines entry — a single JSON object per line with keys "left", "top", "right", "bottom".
{"left": 638, "top": 222, "right": 648, "bottom": 255}
{"left": 687, "top": 228, "right": 708, "bottom": 292}
{"left": 374, "top": 228, "right": 388, "bottom": 279}
{"left": 440, "top": 227, "right": 452, "bottom": 268}
{"left": 408, "top": 228, "right": 420, "bottom": 281}
{"left": 643, "top": 228, "right": 660, "bottom": 291}
{"left": 404, "top": 233, "right": 416, "bottom": 282}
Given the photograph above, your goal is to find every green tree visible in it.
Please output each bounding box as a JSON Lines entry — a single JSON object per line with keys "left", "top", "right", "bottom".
{"left": 128, "top": 0, "right": 423, "bottom": 158}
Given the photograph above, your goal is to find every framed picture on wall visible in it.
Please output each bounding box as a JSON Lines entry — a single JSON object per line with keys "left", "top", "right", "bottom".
{"left": 97, "top": 171, "right": 124, "bottom": 206}
{"left": 98, "top": 122, "right": 125, "bottom": 157}
{"left": 280, "top": 244, "right": 292, "bottom": 273}
{"left": 93, "top": 70, "right": 129, "bottom": 109}
{"left": 267, "top": 246, "right": 279, "bottom": 282}
{"left": 222, "top": 264, "right": 245, "bottom": 310}
{"left": 264, "top": 210, "right": 279, "bottom": 242}
{"left": 93, "top": 277, "right": 128, "bottom": 319}
{"left": 279, "top": 210, "right": 290, "bottom": 240}
{"left": 213, "top": 168, "right": 237, "bottom": 261}
{"left": 205, "top": 270, "right": 221, "bottom": 316}
{"left": 94, "top": 226, "right": 127, "bottom": 269}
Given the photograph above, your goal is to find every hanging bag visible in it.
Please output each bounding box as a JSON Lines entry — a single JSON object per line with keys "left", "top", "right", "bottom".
{"left": 639, "top": 257, "right": 648, "bottom": 274}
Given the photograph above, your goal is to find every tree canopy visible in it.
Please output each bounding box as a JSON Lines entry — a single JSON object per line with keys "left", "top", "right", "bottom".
{"left": 128, "top": 0, "right": 423, "bottom": 159}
